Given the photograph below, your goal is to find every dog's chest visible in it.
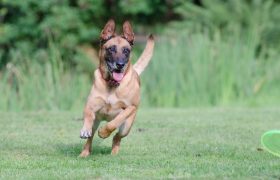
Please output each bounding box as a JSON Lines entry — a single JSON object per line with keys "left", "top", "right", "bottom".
{"left": 107, "top": 93, "right": 120, "bottom": 105}
{"left": 98, "top": 93, "right": 128, "bottom": 118}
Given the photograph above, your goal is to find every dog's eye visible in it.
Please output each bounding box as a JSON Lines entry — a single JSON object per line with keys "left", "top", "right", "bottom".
{"left": 106, "top": 46, "right": 116, "bottom": 53}
{"left": 123, "top": 48, "right": 130, "bottom": 55}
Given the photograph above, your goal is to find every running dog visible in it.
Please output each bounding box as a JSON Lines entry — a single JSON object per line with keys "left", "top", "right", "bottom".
{"left": 79, "top": 19, "right": 154, "bottom": 157}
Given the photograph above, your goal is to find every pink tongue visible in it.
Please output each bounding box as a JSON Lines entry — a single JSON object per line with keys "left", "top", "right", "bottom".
{"left": 112, "top": 72, "right": 124, "bottom": 82}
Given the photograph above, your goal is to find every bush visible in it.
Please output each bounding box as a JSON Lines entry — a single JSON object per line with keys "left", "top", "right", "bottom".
{"left": 174, "top": 0, "right": 280, "bottom": 53}
{"left": 1, "top": 0, "right": 279, "bottom": 69}
{"left": 0, "top": 0, "right": 181, "bottom": 69}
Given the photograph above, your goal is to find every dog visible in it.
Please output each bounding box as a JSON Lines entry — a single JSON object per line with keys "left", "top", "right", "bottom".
{"left": 79, "top": 20, "right": 154, "bottom": 157}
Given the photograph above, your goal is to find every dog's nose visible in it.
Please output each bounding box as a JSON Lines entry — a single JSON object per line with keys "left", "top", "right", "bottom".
{"left": 116, "top": 61, "right": 125, "bottom": 69}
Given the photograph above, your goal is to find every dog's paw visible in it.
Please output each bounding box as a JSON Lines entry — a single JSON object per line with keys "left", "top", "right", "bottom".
{"left": 79, "top": 150, "right": 91, "bottom": 158}
{"left": 80, "top": 128, "right": 92, "bottom": 139}
{"left": 98, "top": 126, "right": 112, "bottom": 139}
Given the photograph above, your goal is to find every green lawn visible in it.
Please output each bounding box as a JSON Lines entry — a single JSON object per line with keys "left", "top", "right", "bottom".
{"left": 0, "top": 108, "right": 279, "bottom": 179}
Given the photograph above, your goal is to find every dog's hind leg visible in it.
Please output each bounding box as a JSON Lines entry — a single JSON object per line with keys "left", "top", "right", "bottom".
{"left": 79, "top": 120, "right": 100, "bottom": 157}
{"left": 98, "top": 106, "right": 136, "bottom": 139}
{"left": 111, "top": 111, "right": 137, "bottom": 155}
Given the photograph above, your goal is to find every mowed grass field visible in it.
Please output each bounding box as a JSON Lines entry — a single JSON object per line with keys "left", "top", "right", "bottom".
{"left": 0, "top": 108, "right": 279, "bottom": 179}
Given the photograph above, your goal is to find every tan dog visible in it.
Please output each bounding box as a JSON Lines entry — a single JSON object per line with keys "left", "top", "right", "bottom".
{"left": 79, "top": 20, "right": 154, "bottom": 157}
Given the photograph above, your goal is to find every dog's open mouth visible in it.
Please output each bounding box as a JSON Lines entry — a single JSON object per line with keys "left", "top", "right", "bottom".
{"left": 112, "top": 72, "right": 124, "bottom": 82}
{"left": 105, "top": 60, "right": 126, "bottom": 84}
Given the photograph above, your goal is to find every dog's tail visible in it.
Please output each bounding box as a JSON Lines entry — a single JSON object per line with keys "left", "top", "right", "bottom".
{"left": 133, "top": 34, "right": 155, "bottom": 75}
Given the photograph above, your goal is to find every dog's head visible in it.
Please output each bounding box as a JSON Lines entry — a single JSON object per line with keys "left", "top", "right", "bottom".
{"left": 99, "top": 20, "right": 134, "bottom": 85}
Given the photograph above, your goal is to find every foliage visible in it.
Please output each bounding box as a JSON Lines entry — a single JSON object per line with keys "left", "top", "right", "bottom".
{"left": 1, "top": 0, "right": 280, "bottom": 110}
{"left": 0, "top": 0, "right": 180, "bottom": 68}
{"left": 174, "top": 0, "right": 280, "bottom": 52}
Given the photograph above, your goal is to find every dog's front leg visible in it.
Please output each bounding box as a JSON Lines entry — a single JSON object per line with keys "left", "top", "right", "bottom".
{"left": 79, "top": 97, "right": 104, "bottom": 157}
{"left": 98, "top": 106, "right": 136, "bottom": 139}
{"left": 79, "top": 120, "right": 100, "bottom": 157}
{"left": 80, "top": 97, "right": 104, "bottom": 138}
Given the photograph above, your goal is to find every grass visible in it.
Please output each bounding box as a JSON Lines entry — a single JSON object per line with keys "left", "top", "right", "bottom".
{"left": 0, "top": 108, "right": 279, "bottom": 179}
{"left": 1, "top": 29, "right": 280, "bottom": 111}
{"left": 141, "top": 31, "right": 280, "bottom": 107}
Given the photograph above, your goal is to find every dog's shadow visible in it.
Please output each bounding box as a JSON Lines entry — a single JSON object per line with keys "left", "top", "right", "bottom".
{"left": 55, "top": 141, "right": 111, "bottom": 157}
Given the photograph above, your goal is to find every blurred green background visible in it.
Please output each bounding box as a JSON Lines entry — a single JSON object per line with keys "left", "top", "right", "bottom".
{"left": 0, "top": 0, "right": 280, "bottom": 111}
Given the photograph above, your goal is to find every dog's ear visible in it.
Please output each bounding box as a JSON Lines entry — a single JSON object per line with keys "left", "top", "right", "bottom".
{"left": 100, "top": 19, "right": 115, "bottom": 43}
{"left": 122, "top": 21, "right": 134, "bottom": 45}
